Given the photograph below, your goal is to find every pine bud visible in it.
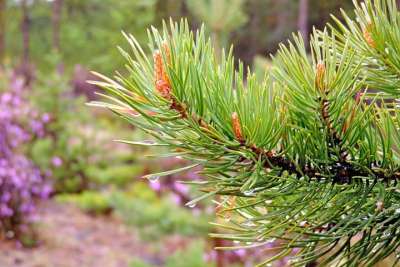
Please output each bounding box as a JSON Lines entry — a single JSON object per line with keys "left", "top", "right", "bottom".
{"left": 156, "top": 80, "right": 172, "bottom": 99}
{"left": 231, "top": 112, "right": 244, "bottom": 142}
{"left": 161, "top": 42, "right": 171, "bottom": 85}
{"left": 154, "top": 51, "right": 163, "bottom": 82}
{"left": 153, "top": 50, "right": 171, "bottom": 99}
{"left": 363, "top": 24, "right": 376, "bottom": 48}
{"left": 315, "top": 61, "right": 326, "bottom": 93}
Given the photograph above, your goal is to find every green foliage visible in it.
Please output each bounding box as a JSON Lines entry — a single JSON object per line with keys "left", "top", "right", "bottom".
{"left": 6, "top": 0, "right": 156, "bottom": 73}
{"left": 186, "top": 0, "right": 247, "bottom": 32}
{"left": 86, "top": 164, "right": 144, "bottom": 187}
{"left": 129, "top": 258, "right": 153, "bottom": 267}
{"left": 28, "top": 70, "right": 143, "bottom": 193}
{"left": 56, "top": 191, "right": 112, "bottom": 215}
{"left": 186, "top": 0, "right": 247, "bottom": 50}
{"left": 94, "top": 1, "right": 400, "bottom": 266}
{"left": 130, "top": 241, "right": 214, "bottom": 267}
{"left": 165, "top": 241, "right": 214, "bottom": 267}
{"left": 252, "top": 55, "right": 272, "bottom": 80}
{"left": 55, "top": 180, "right": 211, "bottom": 239}
{"left": 29, "top": 72, "right": 94, "bottom": 193}
{"left": 110, "top": 183, "right": 211, "bottom": 239}
{"left": 330, "top": 0, "right": 400, "bottom": 95}
{"left": 31, "top": 136, "right": 89, "bottom": 193}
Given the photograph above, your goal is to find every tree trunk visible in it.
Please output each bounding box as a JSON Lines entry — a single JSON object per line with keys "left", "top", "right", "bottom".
{"left": 298, "top": 0, "right": 309, "bottom": 46}
{"left": 52, "top": 0, "right": 64, "bottom": 73}
{"left": 0, "top": 0, "right": 5, "bottom": 66}
{"left": 52, "top": 0, "right": 63, "bottom": 52}
{"left": 270, "top": 0, "right": 290, "bottom": 43}
{"left": 243, "top": 0, "right": 261, "bottom": 66}
{"left": 20, "top": 0, "right": 32, "bottom": 86}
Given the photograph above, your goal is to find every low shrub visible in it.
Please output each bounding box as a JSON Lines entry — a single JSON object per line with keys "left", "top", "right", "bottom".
{"left": 29, "top": 72, "right": 143, "bottom": 193}
{"left": 56, "top": 191, "right": 112, "bottom": 215}
{"left": 85, "top": 164, "right": 144, "bottom": 187}
{"left": 130, "top": 241, "right": 215, "bottom": 267}
{"left": 29, "top": 73, "right": 93, "bottom": 193}
{"left": 0, "top": 73, "right": 51, "bottom": 245}
{"left": 110, "top": 183, "right": 211, "bottom": 239}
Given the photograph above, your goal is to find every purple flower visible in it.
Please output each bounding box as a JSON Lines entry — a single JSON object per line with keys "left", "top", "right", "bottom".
{"left": 173, "top": 181, "right": 189, "bottom": 194}
{"left": 19, "top": 203, "right": 34, "bottom": 213}
{"left": 0, "top": 76, "right": 52, "bottom": 241}
{"left": 1, "top": 93, "right": 12, "bottom": 103}
{"left": 30, "top": 120, "right": 45, "bottom": 137}
{"left": 1, "top": 192, "right": 11, "bottom": 203}
{"left": 0, "top": 204, "right": 14, "bottom": 217}
{"left": 234, "top": 249, "right": 247, "bottom": 257}
{"left": 40, "top": 184, "right": 52, "bottom": 199}
{"left": 51, "top": 156, "right": 63, "bottom": 167}
{"left": 149, "top": 180, "right": 161, "bottom": 191}
{"left": 41, "top": 113, "right": 51, "bottom": 123}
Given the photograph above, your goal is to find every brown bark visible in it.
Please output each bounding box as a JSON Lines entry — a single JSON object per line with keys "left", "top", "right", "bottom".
{"left": 52, "top": 0, "right": 64, "bottom": 73}
{"left": 0, "top": 0, "right": 5, "bottom": 66}
{"left": 52, "top": 0, "right": 63, "bottom": 52}
{"left": 19, "top": 0, "right": 33, "bottom": 86}
{"left": 241, "top": 0, "right": 262, "bottom": 65}
{"left": 269, "top": 0, "right": 291, "bottom": 45}
{"left": 298, "top": 0, "right": 309, "bottom": 46}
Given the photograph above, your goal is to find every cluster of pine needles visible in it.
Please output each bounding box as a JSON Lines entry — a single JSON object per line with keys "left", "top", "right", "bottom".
{"left": 90, "top": 0, "right": 400, "bottom": 266}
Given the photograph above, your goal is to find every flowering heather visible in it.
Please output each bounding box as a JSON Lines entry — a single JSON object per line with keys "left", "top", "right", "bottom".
{"left": 0, "top": 75, "right": 51, "bottom": 242}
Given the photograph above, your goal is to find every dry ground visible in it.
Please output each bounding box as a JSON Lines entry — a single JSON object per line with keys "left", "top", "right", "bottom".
{"left": 0, "top": 201, "right": 192, "bottom": 267}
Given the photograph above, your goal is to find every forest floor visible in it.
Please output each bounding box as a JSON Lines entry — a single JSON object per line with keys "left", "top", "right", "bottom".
{"left": 1, "top": 201, "right": 397, "bottom": 267}
{"left": 0, "top": 201, "right": 194, "bottom": 267}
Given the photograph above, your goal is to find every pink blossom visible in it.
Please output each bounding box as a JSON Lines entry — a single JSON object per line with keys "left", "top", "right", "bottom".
{"left": 51, "top": 156, "right": 63, "bottom": 167}
{"left": 173, "top": 181, "right": 189, "bottom": 194}
{"left": 171, "top": 194, "right": 181, "bottom": 205}
{"left": 41, "top": 113, "right": 51, "bottom": 123}
{"left": 149, "top": 180, "right": 161, "bottom": 191}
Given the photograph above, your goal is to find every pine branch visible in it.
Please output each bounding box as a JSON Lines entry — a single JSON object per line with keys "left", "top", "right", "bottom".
{"left": 93, "top": 2, "right": 400, "bottom": 265}
{"left": 152, "top": 45, "right": 300, "bottom": 180}
{"left": 152, "top": 48, "right": 400, "bottom": 186}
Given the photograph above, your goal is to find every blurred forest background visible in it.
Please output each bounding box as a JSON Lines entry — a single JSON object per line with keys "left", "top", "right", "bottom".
{"left": 0, "top": 1, "right": 364, "bottom": 267}
{"left": 2, "top": 0, "right": 357, "bottom": 75}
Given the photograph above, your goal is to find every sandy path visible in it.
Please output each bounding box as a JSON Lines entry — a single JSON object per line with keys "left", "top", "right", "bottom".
{"left": 0, "top": 201, "right": 158, "bottom": 267}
